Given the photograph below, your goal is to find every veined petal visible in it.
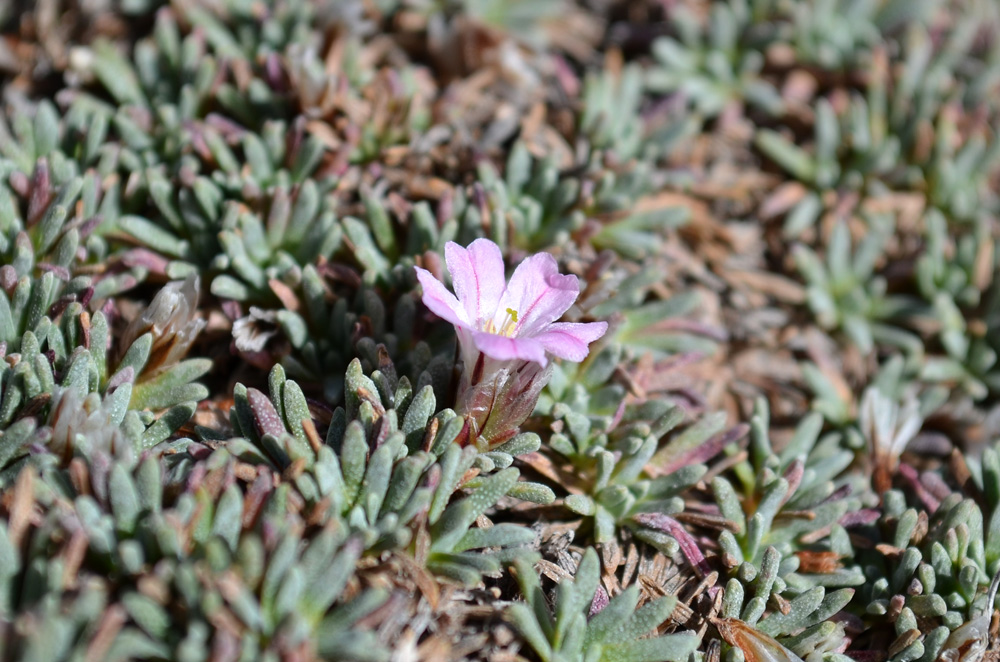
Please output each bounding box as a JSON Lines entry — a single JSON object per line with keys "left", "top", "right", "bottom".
{"left": 471, "top": 330, "right": 548, "bottom": 366}
{"left": 415, "top": 266, "right": 470, "bottom": 328}
{"left": 445, "top": 239, "right": 506, "bottom": 327}
{"left": 535, "top": 321, "right": 608, "bottom": 362}
{"left": 498, "top": 252, "right": 579, "bottom": 337}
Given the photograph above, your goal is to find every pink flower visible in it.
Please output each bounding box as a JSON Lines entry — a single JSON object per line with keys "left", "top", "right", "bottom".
{"left": 415, "top": 239, "right": 608, "bottom": 447}
{"left": 414, "top": 239, "right": 607, "bottom": 369}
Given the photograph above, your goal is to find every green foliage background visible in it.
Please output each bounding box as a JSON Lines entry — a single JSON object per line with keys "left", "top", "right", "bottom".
{"left": 1, "top": 0, "right": 1000, "bottom": 660}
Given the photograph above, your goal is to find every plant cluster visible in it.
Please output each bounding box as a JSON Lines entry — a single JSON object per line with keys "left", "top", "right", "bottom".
{"left": 2, "top": 0, "right": 1000, "bottom": 661}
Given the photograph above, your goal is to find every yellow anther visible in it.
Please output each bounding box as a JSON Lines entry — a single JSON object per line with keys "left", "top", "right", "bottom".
{"left": 483, "top": 308, "right": 520, "bottom": 337}
{"left": 497, "top": 308, "right": 519, "bottom": 337}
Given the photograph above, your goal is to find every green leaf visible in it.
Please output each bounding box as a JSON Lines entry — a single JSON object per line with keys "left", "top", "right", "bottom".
{"left": 507, "top": 603, "right": 555, "bottom": 661}
{"left": 92, "top": 41, "right": 147, "bottom": 105}
{"left": 342, "top": 217, "right": 390, "bottom": 279}
{"left": 756, "top": 129, "right": 816, "bottom": 183}
{"left": 602, "top": 632, "right": 699, "bottom": 662}
{"left": 140, "top": 401, "right": 197, "bottom": 448}
{"left": 109, "top": 463, "right": 141, "bottom": 533}
{"left": 431, "top": 468, "right": 519, "bottom": 552}
{"left": 119, "top": 215, "right": 190, "bottom": 259}
{"left": 130, "top": 359, "right": 211, "bottom": 410}
{"left": 456, "top": 523, "right": 534, "bottom": 552}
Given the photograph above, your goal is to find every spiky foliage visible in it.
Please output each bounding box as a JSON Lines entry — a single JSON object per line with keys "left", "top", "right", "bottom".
{"left": 0, "top": 448, "right": 389, "bottom": 662}
{"left": 505, "top": 547, "right": 701, "bottom": 662}
{"left": 0, "top": 355, "right": 545, "bottom": 660}
{"left": 646, "top": 2, "right": 783, "bottom": 120}
{"left": 845, "top": 437, "right": 1000, "bottom": 662}
{"left": 541, "top": 358, "right": 727, "bottom": 546}
{"left": 711, "top": 398, "right": 866, "bottom": 583}
{"left": 4, "top": 0, "right": 1000, "bottom": 661}
{"left": 755, "top": 9, "right": 1000, "bottom": 237}
{"left": 215, "top": 360, "right": 541, "bottom": 584}
{"left": 714, "top": 545, "right": 856, "bottom": 662}
{"left": 794, "top": 219, "right": 921, "bottom": 356}
{"left": 0, "top": 275, "right": 210, "bottom": 481}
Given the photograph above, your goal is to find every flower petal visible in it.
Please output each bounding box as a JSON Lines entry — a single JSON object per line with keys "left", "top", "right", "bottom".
{"left": 471, "top": 330, "right": 548, "bottom": 366}
{"left": 535, "top": 321, "right": 608, "bottom": 362}
{"left": 498, "top": 252, "right": 579, "bottom": 337}
{"left": 445, "top": 239, "right": 507, "bottom": 327}
{"left": 415, "top": 266, "right": 469, "bottom": 328}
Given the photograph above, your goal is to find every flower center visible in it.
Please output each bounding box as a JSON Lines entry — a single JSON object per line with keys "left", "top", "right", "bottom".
{"left": 483, "top": 308, "right": 519, "bottom": 337}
